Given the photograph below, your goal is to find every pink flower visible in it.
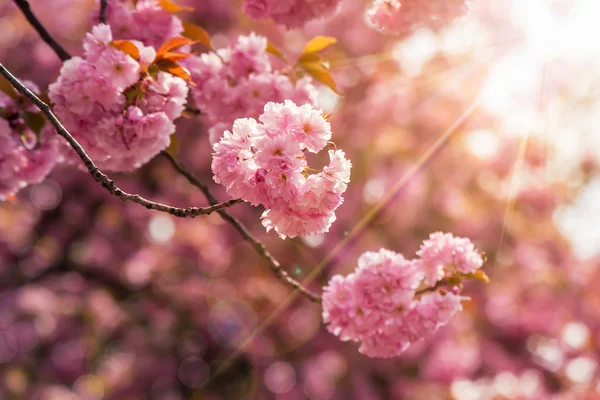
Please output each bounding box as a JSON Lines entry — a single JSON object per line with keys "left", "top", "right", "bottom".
{"left": 0, "top": 124, "right": 61, "bottom": 200}
{"left": 95, "top": 47, "right": 140, "bottom": 90}
{"left": 184, "top": 34, "right": 317, "bottom": 144}
{"left": 367, "top": 0, "right": 470, "bottom": 36}
{"left": 417, "top": 232, "right": 484, "bottom": 285}
{"left": 100, "top": 0, "right": 183, "bottom": 47}
{"left": 212, "top": 101, "right": 351, "bottom": 238}
{"left": 322, "top": 238, "right": 483, "bottom": 358}
{"left": 49, "top": 24, "right": 188, "bottom": 172}
{"left": 242, "top": 0, "right": 343, "bottom": 29}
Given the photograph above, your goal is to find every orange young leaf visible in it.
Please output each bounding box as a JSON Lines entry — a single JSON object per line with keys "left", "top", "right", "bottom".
{"left": 181, "top": 22, "right": 212, "bottom": 49}
{"left": 298, "top": 51, "right": 322, "bottom": 64}
{"left": 165, "top": 133, "right": 179, "bottom": 157}
{"left": 464, "top": 270, "right": 490, "bottom": 283}
{"left": 157, "top": 37, "right": 197, "bottom": 57}
{"left": 155, "top": 59, "right": 193, "bottom": 83}
{"left": 300, "top": 62, "right": 342, "bottom": 95}
{"left": 266, "top": 41, "right": 287, "bottom": 62}
{"left": 110, "top": 40, "right": 140, "bottom": 61}
{"left": 158, "top": 0, "right": 194, "bottom": 13}
{"left": 160, "top": 51, "right": 191, "bottom": 62}
{"left": 301, "top": 36, "right": 337, "bottom": 55}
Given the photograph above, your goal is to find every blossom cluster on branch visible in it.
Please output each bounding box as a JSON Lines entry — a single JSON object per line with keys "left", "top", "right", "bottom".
{"left": 242, "top": 0, "right": 343, "bottom": 29}
{"left": 367, "top": 0, "right": 470, "bottom": 36}
{"left": 185, "top": 33, "right": 317, "bottom": 144}
{"left": 0, "top": 82, "right": 61, "bottom": 200}
{"left": 49, "top": 24, "right": 188, "bottom": 172}
{"left": 99, "top": 0, "right": 184, "bottom": 46}
{"left": 212, "top": 100, "right": 351, "bottom": 238}
{"left": 322, "top": 233, "right": 485, "bottom": 357}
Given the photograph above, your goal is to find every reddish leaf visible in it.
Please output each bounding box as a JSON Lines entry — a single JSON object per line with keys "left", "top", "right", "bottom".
{"left": 110, "top": 40, "right": 140, "bottom": 61}
{"left": 181, "top": 22, "right": 212, "bottom": 49}
{"left": 157, "top": 37, "right": 197, "bottom": 57}
{"left": 158, "top": 0, "right": 193, "bottom": 13}
{"left": 156, "top": 59, "right": 192, "bottom": 83}
{"left": 161, "top": 51, "right": 191, "bottom": 62}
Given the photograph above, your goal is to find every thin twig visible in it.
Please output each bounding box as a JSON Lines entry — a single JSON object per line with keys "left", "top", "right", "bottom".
{"left": 12, "top": 0, "right": 71, "bottom": 61}
{"left": 161, "top": 151, "right": 323, "bottom": 304}
{"left": 99, "top": 0, "right": 108, "bottom": 24}
{"left": 0, "top": 64, "right": 242, "bottom": 217}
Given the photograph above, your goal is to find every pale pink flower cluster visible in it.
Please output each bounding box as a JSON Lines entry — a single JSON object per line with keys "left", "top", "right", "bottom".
{"left": 417, "top": 231, "right": 484, "bottom": 285}
{"left": 0, "top": 84, "right": 61, "bottom": 200}
{"left": 367, "top": 0, "right": 470, "bottom": 36}
{"left": 212, "top": 100, "right": 351, "bottom": 239}
{"left": 322, "top": 233, "right": 484, "bottom": 358}
{"left": 49, "top": 24, "right": 188, "bottom": 172}
{"left": 100, "top": 0, "right": 183, "bottom": 47}
{"left": 184, "top": 33, "right": 316, "bottom": 144}
{"left": 242, "top": 0, "right": 343, "bottom": 28}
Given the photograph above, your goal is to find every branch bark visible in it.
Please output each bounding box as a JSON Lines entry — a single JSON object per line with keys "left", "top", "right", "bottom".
{"left": 161, "top": 151, "right": 323, "bottom": 304}
{"left": 12, "top": 0, "right": 71, "bottom": 61}
{"left": 0, "top": 64, "right": 242, "bottom": 217}
{"left": 99, "top": 0, "right": 108, "bottom": 24}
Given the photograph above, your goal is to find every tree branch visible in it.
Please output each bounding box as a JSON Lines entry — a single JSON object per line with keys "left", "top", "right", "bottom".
{"left": 0, "top": 64, "right": 242, "bottom": 217}
{"left": 161, "top": 151, "right": 323, "bottom": 304}
{"left": 99, "top": 0, "right": 108, "bottom": 24}
{"left": 12, "top": 0, "right": 71, "bottom": 61}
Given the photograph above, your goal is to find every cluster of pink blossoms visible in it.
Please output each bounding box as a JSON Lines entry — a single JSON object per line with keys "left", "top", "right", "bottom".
{"left": 367, "top": 0, "right": 470, "bottom": 36}
{"left": 322, "top": 233, "right": 484, "bottom": 358}
{"left": 99, "top": 0, "right": 183, "bottom": 47}
{"left": 49, "top": 24, "right": 188, "bottom": 172}
{"left": 0, "top": 83, "right": 61, "bottom": 199}
{"left": 185, "top": 33, "right": 316, "bottom": 144}
{"left": 212, "top": 100, "right": 351, "bottom": 239}
{"left": 242, "top": 0, "right": 343, "bottom": 29}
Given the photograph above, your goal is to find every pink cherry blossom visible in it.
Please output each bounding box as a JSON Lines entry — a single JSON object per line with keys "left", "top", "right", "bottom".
{"left": 367, "top": 0, "right": 470, "bottom": 36}
{"left": 49, "top": 24, "right": 188, "bottom": 172}
{"left": 185, "top": 33, "right": 317, "bottom": 144}
{"left": 242, "top": 0, "right": 343, "bottom": 29}
{"left": 0, "top": 83, "right": 62, "bottom": 199}
{"left": 322, "top": 237, "right": 483, "bottom": 358}
{"left": 100, "top": 0, "right": 183, "bottom": 47}
{"left": 417, "top": 232, "right": 484, "bottom": 286}
{"left": 212, "top": 101, "right": 351, "bottom": 238}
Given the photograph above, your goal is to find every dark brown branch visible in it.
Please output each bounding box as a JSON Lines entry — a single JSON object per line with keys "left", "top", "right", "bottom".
{"left": 12, "top": 0, "right": 71, "bottom": 61}
{"left": 161, "top": 151, "right": 323, "bottom": 304}
{"left": 0, "top": 64, "right": 242, "bottom": 217}
{"left": 415, "top": 278, "right": 461, "bottom": 296}
{"left": 99, "top": 0, "right": 108, "bottom": 24}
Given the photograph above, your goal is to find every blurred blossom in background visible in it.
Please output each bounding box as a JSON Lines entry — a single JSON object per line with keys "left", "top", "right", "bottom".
{"left": 1, "top": 0, "right": 600, "bottom": 399}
